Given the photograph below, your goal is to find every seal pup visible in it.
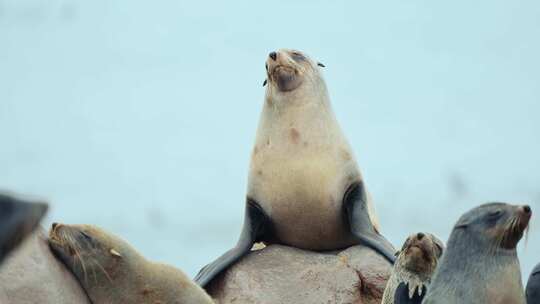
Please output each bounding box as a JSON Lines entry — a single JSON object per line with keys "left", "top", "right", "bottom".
{"left": 195, "top": 49, "right": 396, "bottom": 287}
{"left": 423, "top": 202, "right": 531, "bottom": 304}
{"left": 526, "top": 262, "right": 540, "bottom": 304}
{"left": 48, "top": 223, "right": 214, "bottom": 304}
{"left": 381, "top": 232, "right": 444, "bottom": 304}
{"left": 0, "top": 193, "right": 48, "bottom": 265}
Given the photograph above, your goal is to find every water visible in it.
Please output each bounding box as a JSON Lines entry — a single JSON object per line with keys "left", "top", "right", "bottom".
{"left": 1, "top": 0, "right": 539, "bottom": 281}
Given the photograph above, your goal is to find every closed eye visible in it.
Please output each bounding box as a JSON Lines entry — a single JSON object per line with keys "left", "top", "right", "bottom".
{"left": 291, "top": 52, "right": 305, "bottom": 61}
{"left": 80, "top": 231, "right": 93, "bottom": 241}
{"left": 434, "top": 243, "right": 443, "bottom": 257}
{"left": 488, "top": 210, "right": 503, "bottom": 219}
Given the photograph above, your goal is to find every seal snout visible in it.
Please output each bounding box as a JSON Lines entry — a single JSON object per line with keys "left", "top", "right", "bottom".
{"left": 269, "top": 51, "right": 277, "bottom": 61}
{"left": 517, "top": 204, "right": 532, "bottom": 230}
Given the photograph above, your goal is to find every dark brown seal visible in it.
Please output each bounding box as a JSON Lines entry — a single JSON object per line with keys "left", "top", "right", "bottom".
{"left": 48, "top": 223, "right": 214, "bottom": 304}
{"left": 423, "top": 202, "right": 531, "bottom": 304}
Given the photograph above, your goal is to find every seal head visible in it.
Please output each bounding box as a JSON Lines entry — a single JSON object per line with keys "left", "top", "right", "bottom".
{"left": 382, "top": 232, "right": 444, "bottom": 304}
{"left": 49, "top": 223, "right": 214, "bottom": 304}
{"left": 423, "top": 203, "right": 531, "bottom": 304}
{"left": 263, "top": 49, "right": 329, "bottom": 106}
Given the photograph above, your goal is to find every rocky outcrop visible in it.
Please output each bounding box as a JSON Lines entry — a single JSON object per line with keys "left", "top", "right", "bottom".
{"left": 208, "top": 244, "right": 392, "bottom": 304}
{"left": 0, "top": 228, "right": 91, "bottom": 304}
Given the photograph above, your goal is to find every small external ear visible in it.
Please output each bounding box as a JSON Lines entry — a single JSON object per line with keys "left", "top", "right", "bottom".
{"left": 317, "top": 62, "right": 325, "bottom": 67}
{"left": 394, "top": 250, "right": 401, "bottom": 257}
{"left": 110, "top": 248, "right": 122, "bottom": 258}
{"left": 263, "top": 79, "right": 267, "bottom": 86}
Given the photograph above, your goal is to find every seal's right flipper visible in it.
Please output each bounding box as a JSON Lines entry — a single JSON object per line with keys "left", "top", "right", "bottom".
{"left": 0, "top": 194, "right": 48, "bottom": 264}
{"left": 394, "top": 282, "right": 426, "bottom": 304}
{"left": 194, "top": 198, "right": 271, "bottom": 288}
{"left": 344, "top": 181, "right": 397, "bottom": 264}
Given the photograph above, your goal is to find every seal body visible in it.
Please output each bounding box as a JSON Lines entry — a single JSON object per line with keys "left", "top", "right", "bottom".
{"left": 381, "top": 232, "right": 444, "bottom": 304}
{"left": 49, "top": 224, "right": 214, "bottom": 304}
{"left": 195, "top": 49, "right": 396, "bottom": 287}
{"left": 248, "top": 77, "right": 367, "bottom": 249}
{"left": 423, "top": 202, "right": 531, "bottom": 304}
{"left": 526, "top": 262, "right": 540, "bottom": 304}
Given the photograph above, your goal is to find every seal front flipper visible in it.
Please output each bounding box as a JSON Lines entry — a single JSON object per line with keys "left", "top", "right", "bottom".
{"left": 195, "top": 198, "right": 271, "bottom": 288}
{"left": 394, "top": 282, "right": 425, "bottom": 304}
{"left": 343, "top": 181, "right": 396, "bottom": 264}
{"left": 0, "top": 193, "right": 48, "bottom": 265}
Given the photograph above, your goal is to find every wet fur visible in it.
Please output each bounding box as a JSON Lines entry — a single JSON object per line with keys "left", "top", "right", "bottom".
{"left": 49, "top": 224, "right": 214, "bottom": 304}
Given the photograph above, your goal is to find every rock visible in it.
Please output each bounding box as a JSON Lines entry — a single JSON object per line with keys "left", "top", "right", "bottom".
{"left": 208, "top": 244, "right": 392, "bottom": 304}
{"left": 0, "top": 228, "right": 90, "bottom": 304}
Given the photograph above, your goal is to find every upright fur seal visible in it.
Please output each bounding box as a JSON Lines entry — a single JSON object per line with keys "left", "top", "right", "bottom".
{"left": 527, "top": 262, "right": 540, "bottom": 304}
{"left": 0, "top": 193, "right": 48, "bottom": 265}
{"left": 195, "top": 49, "right": 396, "bottom": 287}
{"left": 423, "top": 202, "right": 531, "bottom": 304}
{"left": 382, "top": 232, "right": 444, "bottom": 304}
{"left": 48, "top": 223, "right": 214, "bottom": 304}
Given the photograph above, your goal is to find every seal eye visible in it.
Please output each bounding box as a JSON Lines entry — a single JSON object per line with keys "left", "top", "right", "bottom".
{"left": 291, "top": 52, "right": 305, "bottom": 62}
{"left": 488, "top": 210, "right": 503, "bottom": 219}
{"left": 434, "top": 243, "right": 443, "bottom": 258}
{"left": 80, "top": 231, "right": 92, "bottom": 242}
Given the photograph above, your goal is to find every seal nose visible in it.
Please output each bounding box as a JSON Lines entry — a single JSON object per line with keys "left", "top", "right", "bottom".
{"left": 52, "top": 222, "right": 58, "bottom": 229}
{"left": 522, "top": 205, "right": 531, "bottom": 214}
{"left": 417, "top": 232, "right": 425, "bottom": 240}
{"left": 269, "top": 51, "right": 277, "bottom": 61}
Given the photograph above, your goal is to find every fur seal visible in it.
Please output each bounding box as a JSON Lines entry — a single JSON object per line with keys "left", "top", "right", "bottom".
{"left": 526, "top": 262, "right": 540, "bottom": 304}
{"left": 48, "top": 223, "right": 214, "bottom": 304}
{"left": 0, "top": 193, "right": 48, "bottom": 265}
{"left": 195, "top": 49, "right": 396, "bottom": 287}
{"left": 382, "top": 232, "right": 444, "bottom": 304}
{"left": 423, "top": 202, "right": 531, "bottom": 304}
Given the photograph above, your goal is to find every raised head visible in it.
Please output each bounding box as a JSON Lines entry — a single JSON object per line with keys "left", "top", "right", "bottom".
{"left": 452, "top": 202, "right": 531, "bottom": 251}
{"left": 396, "top": 232, "right": 444, "bottom": 275}
{"left": 263, "top": 49, "right": 327, "bottom": 105}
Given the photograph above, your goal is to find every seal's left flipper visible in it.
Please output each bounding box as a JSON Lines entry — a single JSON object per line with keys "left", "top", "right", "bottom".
{"left": 344, "top": 181, "right": 396, "bottom": 264}
{"left": 394, "top": 282, "right": 425, "bottom": 304}
{"left": 0, "top": 194, "right": 48, "bottom": 264}
{"left": 194, "top": 198, "right": 271, "bottom": 288}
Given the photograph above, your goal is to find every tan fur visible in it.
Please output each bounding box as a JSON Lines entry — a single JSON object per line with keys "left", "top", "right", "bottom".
{"left": 382, "top": 233, "right": 444, "bottom": 304}
{"left": 247, "top": 49, "right": 379, "bottom": 250}
{"left": 49, "top": 224, "right": 214, "bottom": 304}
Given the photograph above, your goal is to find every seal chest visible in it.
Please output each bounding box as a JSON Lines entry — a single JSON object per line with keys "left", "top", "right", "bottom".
{"left": 248, "top": 100, "right": 360, "bottom": 250}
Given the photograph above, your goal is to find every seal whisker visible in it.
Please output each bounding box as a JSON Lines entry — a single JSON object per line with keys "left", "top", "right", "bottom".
{"left": 90, "top": 256, "right": 114, "bottom": 284}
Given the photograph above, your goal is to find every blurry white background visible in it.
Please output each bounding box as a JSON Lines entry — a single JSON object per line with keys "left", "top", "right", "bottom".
{"left": 1, "top": 0, "right": 539, "bottom": 280}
